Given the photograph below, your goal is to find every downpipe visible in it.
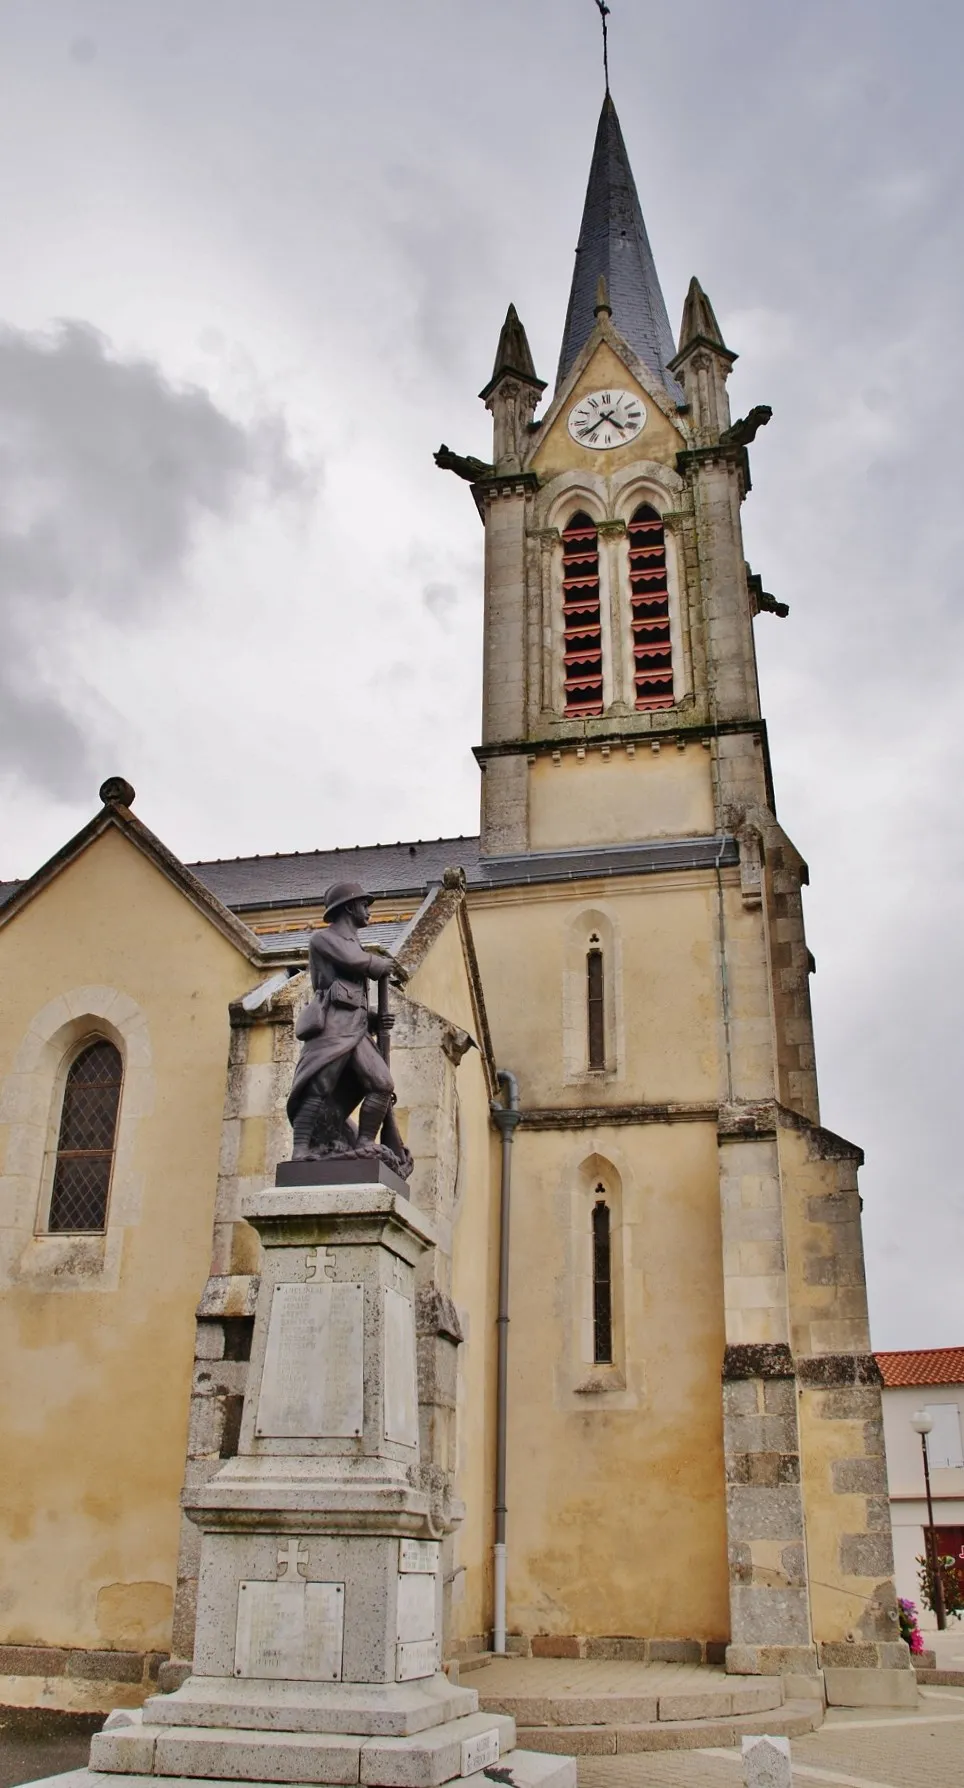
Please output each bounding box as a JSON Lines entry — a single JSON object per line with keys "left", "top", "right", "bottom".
{"left": 490, "top": 1067, "right": 520, "bottom": 1655}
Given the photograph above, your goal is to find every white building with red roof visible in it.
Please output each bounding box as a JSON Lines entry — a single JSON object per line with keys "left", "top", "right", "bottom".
{"left": 876, "top": 1349, "right": 964, "bottom": 1629}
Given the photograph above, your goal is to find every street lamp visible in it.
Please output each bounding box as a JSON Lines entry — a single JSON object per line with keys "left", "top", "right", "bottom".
{"left": 911, "top": 1410, "right": 947, "bottom": 1631}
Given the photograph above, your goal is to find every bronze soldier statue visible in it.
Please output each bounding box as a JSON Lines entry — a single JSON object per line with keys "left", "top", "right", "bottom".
{"left": 286, "top": 882, "right": 412, "bottom": 1179}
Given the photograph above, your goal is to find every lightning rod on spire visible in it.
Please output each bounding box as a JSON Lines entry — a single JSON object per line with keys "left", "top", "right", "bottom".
{"left": 594, "top": 0, "right": 611, "bottom": 95}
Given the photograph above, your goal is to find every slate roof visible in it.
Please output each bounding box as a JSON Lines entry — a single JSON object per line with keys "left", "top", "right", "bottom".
{"left": 256, "top": 919, "right": 409, "bottom": 960}
{"left": 876, "top": 1348, "right": 964, "bottom": 1388}
{"left": 190, "top": 838, "right": 481, "bottom": 911}
{"left": 556, "top": 95, "right": 683, "bottom": 402}
{"left": 189, "top": 833, "right": 738, "bottom": 912}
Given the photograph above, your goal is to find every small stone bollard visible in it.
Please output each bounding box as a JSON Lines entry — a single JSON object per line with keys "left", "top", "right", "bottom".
{"left": 742, "top": 1734, "right": 792, "bottom": 1788}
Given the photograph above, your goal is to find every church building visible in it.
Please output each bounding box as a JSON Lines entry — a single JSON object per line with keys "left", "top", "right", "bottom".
{"left": 0, "top": 95, "right": 913, "bottom": 1716}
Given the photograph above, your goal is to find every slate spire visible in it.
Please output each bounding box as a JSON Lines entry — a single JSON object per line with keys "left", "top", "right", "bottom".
{"left": 555, "top": 95, "right": 682, "bottom": 400}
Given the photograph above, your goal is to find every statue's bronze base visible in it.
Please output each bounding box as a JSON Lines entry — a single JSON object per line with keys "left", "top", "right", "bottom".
{"left": 275, "top": 1156, "right": 411, "bottom": 1196}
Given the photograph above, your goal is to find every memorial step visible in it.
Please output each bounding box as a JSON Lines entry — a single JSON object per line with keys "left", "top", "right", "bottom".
{"left": 472, "top": 1657, "right": 785, "bottom": 1728}
{"left": 90, "top": 1710, "right": 518, "bottom": 1787}
{"left": 143, "top": 1672, "right": 478, "bottom": 1737}
{"left": 18, "top": 1758, "right": 576, "bottom": 1788}
{"left": 515, "top": 1698, "right": 823, "bottom": 1754}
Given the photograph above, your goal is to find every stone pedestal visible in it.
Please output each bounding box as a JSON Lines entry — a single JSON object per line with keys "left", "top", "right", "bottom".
{"left": 82, "top": 1177, "right": 575, "bottom": 1788}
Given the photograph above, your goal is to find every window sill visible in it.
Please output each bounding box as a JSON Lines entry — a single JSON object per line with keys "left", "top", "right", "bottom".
{"left": 575, "top": 1366, "right": 627, "bottom": 1395}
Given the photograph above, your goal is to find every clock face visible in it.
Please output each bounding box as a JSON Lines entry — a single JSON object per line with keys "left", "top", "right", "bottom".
{"left": 568, "top": 388, "right": 646, "bottom": 450}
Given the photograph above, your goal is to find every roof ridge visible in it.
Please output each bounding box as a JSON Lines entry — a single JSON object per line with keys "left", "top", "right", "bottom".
{"left": 188, "top": 833, "right": 481, "bottom": 870}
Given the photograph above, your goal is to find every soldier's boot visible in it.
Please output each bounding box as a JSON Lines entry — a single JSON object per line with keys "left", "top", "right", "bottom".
{"left": 356, "top": 1090, "right": 391, "bottom": 1152}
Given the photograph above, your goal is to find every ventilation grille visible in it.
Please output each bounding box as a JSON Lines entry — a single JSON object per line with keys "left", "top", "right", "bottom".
{"left": 562, "top": 514, "right": 603, "bottom": 717}
{"left": 629, "top": 505, "right": 674, "bottom": 710}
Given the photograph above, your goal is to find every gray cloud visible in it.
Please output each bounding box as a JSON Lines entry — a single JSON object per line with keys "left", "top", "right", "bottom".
{"left": 0, "top": 319, "right": 307, "bottom": 796}
{"left": 422, "top": 581, "right": 458, "bottom": 625}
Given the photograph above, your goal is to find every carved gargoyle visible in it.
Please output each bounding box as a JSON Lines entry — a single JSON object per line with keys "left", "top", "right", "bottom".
{"left": 721, "top": 404, "right": 773, "bottom": 448}
{"left": 433, "top": 443, "right": 494, "bottom": 482}
{"left": 746, "top": 566, "right": 789, "bottom": 619}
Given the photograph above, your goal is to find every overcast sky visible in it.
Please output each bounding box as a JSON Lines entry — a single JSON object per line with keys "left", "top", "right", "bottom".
{"left": 1, "top": 1, "right": 961, "bottom": 1350}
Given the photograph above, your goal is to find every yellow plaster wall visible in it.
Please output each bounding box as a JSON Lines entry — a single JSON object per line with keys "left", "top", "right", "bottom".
{"left": 503, "top": 1122, "right": 728, "bottom": 1639}
{"left": 531, "top": 341, "right": 684, "bottom": 481}
{"left": 469, "top": 877, "right": 724, "bottom": 1109}
{"left": 0, "top": 827, "right": 258, "bottom": 1654}
{"left": 528, "top": 749, "right": 714, "bottom": 852}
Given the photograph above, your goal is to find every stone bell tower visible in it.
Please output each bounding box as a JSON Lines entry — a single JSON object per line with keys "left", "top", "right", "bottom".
{"left": 438, "top": 92, "right": 915, "bottom": 1708}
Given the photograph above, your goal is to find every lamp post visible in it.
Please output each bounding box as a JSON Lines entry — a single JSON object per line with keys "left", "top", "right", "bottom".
{"left": 911, "top": 1410, "right": 946, "bottom": 1631}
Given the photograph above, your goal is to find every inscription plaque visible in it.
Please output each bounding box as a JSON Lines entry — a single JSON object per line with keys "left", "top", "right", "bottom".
{"left": 461, "top": 1731, "right": 500, "bottom": 1776}
{"left": 256, "top": 1282, "right": 364, "bottom": 1439}
{"left": 396, "top": 1638, "right": 439, "bottom": 1681}
{"left": 235, "top": 1580, "right": 344, "bottom": 1681}
{"left": 399, "top": 1538, "right": 440, "bottom": 1574}
{"left": 396, "top": 1572, "right": 436, "bottom": 1643}
{"left": 383, "top": 1288, "right": 418, "bottom": 1446}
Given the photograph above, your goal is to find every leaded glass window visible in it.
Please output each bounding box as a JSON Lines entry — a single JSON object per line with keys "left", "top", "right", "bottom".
{"left": 48, "top": 1039, "right": 122, "bottom": 1232}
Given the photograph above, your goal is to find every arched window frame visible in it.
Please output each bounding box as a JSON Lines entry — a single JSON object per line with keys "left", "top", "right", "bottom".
{"left": 541, "top": 487, "right": 614, "bottom": 719}
{"left": 627, "top": 502, "right": 674, "bottom": 710}
{"left": 563, "top": 908, "right": 622, "bottom": 1084}
{"left": 611, "top": 478, "right": 689, "bottom": 709}
{"left": 591, "top": 1190, "right": 613, "bottom": 1364}
{"left": 569, "top": 1153, "right": 629, "bottom": 1398}
{"left": 45, "top": 1034, "right": 124, "bottom": 1234}
{"left": 560, "top": 510, "right": 604, "bottom": 717}
{"left": 586, "top": 935, "right": 606, "bottom": 1072}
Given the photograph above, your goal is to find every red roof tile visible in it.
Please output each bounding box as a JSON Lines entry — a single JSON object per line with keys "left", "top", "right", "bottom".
{"left": 875, "top": 1348, "right": 964, "bottom": 1388}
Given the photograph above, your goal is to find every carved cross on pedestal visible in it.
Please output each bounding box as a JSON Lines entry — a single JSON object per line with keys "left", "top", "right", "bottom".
{"left": 276, "top": 1537, "right": 309, "bottom": 1579}
{"left": 305, "top": 1247, "right": 337, "bottom": 1281}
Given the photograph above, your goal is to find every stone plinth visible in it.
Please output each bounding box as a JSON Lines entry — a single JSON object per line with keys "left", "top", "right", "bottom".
{"left": 78, "top": 1179, "right": 575, "bottom": 1788}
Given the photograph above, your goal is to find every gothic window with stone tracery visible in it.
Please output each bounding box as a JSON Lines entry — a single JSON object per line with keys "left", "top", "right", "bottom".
{"left": 629, "top": 503, "right": 674, "bottom": 709}
{"left": 562, "top": 512, "right": 603, "bottom": 716}
{"left": 47, "top": 1038, "right": 123, "bottom": 1232}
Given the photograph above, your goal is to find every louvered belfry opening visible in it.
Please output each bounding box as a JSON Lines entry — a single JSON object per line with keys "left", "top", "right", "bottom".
{"left": 48, "top": 1038, "right": 123, "bottom": 1232}
{"left": 562, "top": 511, "right": 604, "bottom": 717}
{"left": 629, "top": 502, "right": 674, "bottom": 709}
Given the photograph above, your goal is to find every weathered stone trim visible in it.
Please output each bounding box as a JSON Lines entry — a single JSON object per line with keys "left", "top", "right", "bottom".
{"left": 723, "top": 1343, "right": 795, "bottom": 1380}
{"left": 0, "top": 1643, "right": 165, "bottom": 1684}
{"left": 520, "top": 1102, "right": 718, "bottom": 1130}
{"left": 797, "top": 1353, "right": 883, "bottom": 1388}
{"left": 482, "top": 1635, "right": 727, "bottom": 1663}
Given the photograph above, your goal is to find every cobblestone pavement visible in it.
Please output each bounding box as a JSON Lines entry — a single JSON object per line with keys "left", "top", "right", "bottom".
{"left": 577, "top": 1685, "right": 964, "bottom": 1788}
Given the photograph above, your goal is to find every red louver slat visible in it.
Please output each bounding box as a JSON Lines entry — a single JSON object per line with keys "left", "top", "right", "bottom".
{"left": 562, "top": 512, "right": 603, "bottom": 718}
{"left": 628, "top": 505, "right": 674, "bottom": 710}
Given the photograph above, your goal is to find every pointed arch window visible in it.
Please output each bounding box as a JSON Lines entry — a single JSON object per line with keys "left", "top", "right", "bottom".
{"left": 562, "top": 512, "right": 603, "bottom": 716}
{"left": 628, "top": 503, "right": 674, "bottom": 709}
{"left": 592, "top": 1193, "right": 613, "bottom": 1363}
{"left": 47, "top": 1039, "right": 123, "bottom": 1233}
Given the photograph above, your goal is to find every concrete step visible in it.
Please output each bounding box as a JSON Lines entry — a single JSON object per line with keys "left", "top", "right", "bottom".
{"left": 515, "top": 1699, "right": 823, "bottom": 1755}
{"left": 18, "top": 1759, "right": 577, "bottom": 1788}
{"left": 91, "top": 1711, "right": 519, "bottom": 1786}
{"left": 143, "top": 1671, "right": 479, "bottom": 1736}
{"left": 478, "top": 1674, "right": 783, "bottom": 1728}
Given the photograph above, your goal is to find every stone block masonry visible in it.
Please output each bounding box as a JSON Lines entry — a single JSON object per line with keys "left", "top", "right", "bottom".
{"left": 74, "top": 1178, "right": 575, "bottom": 1788}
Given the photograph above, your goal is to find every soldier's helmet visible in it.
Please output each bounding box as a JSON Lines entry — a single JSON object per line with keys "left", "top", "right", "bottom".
{"left": 323, "top": 881, "right": 370, "bottom": 920}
